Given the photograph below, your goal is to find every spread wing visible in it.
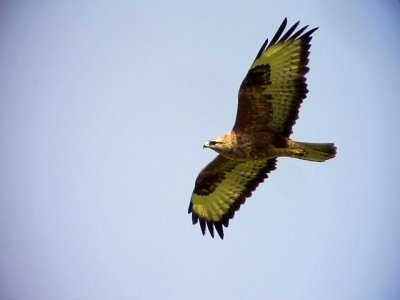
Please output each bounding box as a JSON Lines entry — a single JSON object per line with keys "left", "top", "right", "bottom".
{"left": 233, "top": 18, "right": 318, "bottom": 136}
{"left": 188, "top": 155, "right": 277, "bottom": 239}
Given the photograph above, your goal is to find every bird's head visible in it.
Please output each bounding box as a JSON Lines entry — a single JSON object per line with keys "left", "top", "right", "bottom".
{"left": 203, "top": 135, "right": 232, "bottom": 153}
{"left": 203, "top": 138, "right": 222, "bottom": 150}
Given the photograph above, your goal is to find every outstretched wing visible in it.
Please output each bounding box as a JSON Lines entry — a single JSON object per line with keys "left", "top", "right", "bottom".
{"left": 188, "top": 155, "right": 277, "bottom": 239}
{"left": 233, "top": 18, "right": 318, "bottom": 136}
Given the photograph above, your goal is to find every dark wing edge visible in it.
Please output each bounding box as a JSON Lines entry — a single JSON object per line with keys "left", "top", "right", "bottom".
{"left": 188, "top": 157, "right": 277, "bottom": 239}
{"left": 253, "top": 18, "right": 318, "bottom": 63}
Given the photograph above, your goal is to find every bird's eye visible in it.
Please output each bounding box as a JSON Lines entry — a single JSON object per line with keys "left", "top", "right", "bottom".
{"left": 209, "top": 141, "right": 218, "bottom": 146}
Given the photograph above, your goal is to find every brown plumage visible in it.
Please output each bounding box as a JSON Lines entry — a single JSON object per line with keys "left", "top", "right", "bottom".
{"left": 188, "top": 18, "right": 336, "bottom": 239}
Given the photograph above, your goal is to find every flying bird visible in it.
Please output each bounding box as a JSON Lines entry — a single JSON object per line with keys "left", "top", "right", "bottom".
{"left": 188, "top": 18, "right": 336, "bottom": 239}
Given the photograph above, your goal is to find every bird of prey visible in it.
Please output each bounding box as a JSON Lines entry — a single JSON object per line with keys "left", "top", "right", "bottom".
{"left": 188, "top": 18, "right": 336, "bottom": 239}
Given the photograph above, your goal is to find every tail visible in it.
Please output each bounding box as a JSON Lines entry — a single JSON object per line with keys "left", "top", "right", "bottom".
{"left": 288, "top": 141, "right": 337, "bottom": 162}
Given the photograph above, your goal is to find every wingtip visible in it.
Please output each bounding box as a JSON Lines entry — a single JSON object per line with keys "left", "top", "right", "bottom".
{"left": 214, "top": 222, "right": 224, "bottom": 239}
{"left": 308, "top": 26, "right": 319, "bottom": 36}
{"left": 207, "top": 221, "right": 215, "bottom": 238}
{"left": 200, "top": 219, "right": 206, "bottom": 235}
{"left": 269, "top": 18, "right": 288, "bottom": 46}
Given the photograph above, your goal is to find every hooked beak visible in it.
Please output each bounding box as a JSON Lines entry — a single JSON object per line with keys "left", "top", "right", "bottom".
{"left": 203, "top": 141, "right": 210, "bottom": 149}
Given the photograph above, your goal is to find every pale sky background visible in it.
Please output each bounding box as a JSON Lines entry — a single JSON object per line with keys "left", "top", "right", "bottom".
{"left": 1, "top": 1, "right": 400, "bottom": 299}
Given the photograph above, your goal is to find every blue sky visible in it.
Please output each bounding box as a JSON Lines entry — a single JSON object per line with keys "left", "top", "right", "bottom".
{"left": 1, "top": 1, "right": 400, "bottom": 299}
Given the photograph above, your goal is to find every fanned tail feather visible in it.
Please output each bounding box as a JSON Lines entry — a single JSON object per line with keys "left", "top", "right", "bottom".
{"left": 290, "top": 141, "right": 336, "bottom": 162}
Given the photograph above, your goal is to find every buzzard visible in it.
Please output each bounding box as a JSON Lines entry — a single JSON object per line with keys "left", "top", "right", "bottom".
{"left": 188, "top": 18, "right": 336, "bottom": 239}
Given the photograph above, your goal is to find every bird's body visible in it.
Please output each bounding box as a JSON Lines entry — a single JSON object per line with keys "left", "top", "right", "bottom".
{"left": 188, "top": 18, "right": 336, "bottom": 239}
{"left": 204, "top": 131, "right": 284, "bottom": 161}
{"left": 205, "top": 131, "right": 335, "bottom": 162}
